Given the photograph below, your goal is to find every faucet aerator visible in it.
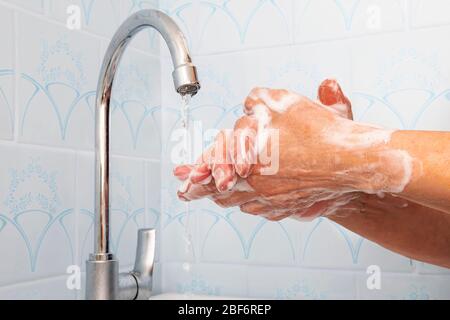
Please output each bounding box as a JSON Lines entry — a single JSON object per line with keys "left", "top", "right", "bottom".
{"left": 173, "top": 64, "right": 201, "bottom": 97}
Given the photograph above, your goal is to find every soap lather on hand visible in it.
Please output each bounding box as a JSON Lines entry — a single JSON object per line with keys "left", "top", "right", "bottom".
{"left": 174, "top": 79, "right": 411, "bottom": 221}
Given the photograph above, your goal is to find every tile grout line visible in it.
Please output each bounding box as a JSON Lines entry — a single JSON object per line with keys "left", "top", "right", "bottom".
{"left": 190, "top": 23, "right": 450, "bottom": 58}
{"left": 12, "top": 8, "right": 19, "bottom": 143}
{"left": 405, "top": 0, "right": 412, "bottom": 32}
{"left": 4, "top": 1, "right": 450, "bottom": 58}
{"left": 0, "top": 273, "right": 73, "bottom": 291}
{"left": 0, "top": 1, "right": 160, "bottom": 60}
{"left": 0, "top": 139, "right": 161, "bottom": 163}
{"left": 163, "top": 261, "right": 450, "bottom": 278}
{"left": 74, "top": 151, "right": 81, "bottom": 299}
{"left": 290, "top": 0, "right": 295, "bottom": 46}
{"left": 144, "top": 159, "right": 149, "bottom": 229}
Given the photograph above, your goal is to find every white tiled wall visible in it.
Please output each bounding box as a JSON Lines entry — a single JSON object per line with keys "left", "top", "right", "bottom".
{"left": 0, "top": 0, "right": 449, "bottom": 300}
{"left": 159, "top": 0, "right": 450, "bottom": 300}
{"left": 0, "top": 6, "right": 14, "bottom": 141}
{"left": 0, "top": 0, "right": 161, "bottom": 299}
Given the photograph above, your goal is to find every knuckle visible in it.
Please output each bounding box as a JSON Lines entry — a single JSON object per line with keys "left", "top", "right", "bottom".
{"left": 234, "top": 116, "right": 248, "bottom": 129}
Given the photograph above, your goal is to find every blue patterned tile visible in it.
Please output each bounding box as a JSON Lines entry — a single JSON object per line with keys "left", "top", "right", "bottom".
{"left": 0, "top": 145, "right": 76, "bottom": 285}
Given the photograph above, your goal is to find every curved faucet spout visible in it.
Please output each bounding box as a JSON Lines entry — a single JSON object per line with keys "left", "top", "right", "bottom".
{"left": 87, "top": 9, "right": 200, "bottom": 300}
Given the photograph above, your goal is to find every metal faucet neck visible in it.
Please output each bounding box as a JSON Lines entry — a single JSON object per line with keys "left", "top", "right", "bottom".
{"left": 86, "top": 9, "right": 200, "bottom": 300}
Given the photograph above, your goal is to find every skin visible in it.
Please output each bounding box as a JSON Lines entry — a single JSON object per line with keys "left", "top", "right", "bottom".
{"left": 173, "top": 80, "right": 450, "bottom": 267}
{"left": 387, "top": 130, "right": 450, "bottom": 212}
{"left": 329, "top": 194, "right": 450, "bottom": 269}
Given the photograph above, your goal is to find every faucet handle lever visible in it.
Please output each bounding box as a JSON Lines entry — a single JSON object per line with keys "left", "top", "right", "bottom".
{"left": 132, "top": 228, "right": 156, "bottom": 299}
{"left": 134, "top": 229, "right": 156, "bottom": 275}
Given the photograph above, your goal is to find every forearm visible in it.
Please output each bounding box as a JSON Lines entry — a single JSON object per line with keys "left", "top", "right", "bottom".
{"left": 342, "top": 129, "right": 450, "bottom": 213}
{"left": 388, "top": 131, "right": 450, "bottom": 212}
{"left": 328, "top": 195, "right": 450, "bottom": 268}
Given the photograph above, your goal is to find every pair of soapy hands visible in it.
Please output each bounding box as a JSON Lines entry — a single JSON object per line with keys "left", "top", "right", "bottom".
{"left": 173, "top": 80, "right": 407, "bottom": 221}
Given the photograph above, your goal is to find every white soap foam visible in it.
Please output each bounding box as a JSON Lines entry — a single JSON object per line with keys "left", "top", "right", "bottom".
{"left": 256, "top": 89, "right": 303, "bottom": 114}
{"left": 252, "top": 104, "right": 272, "bottom": 155}
{"left": 325, "top": 122, "right": 394, "bottom": 150}
{"left": 178, "top": 179, "right": 190, "bottom": 193}
{"left": 234, "top": 180, "right": 255, "bottom": 192}
{"left": 338, "top": 149, "right": 414, "bottom": 194}
{"left": 324, "top": 103, "right": 349, "bottom": 118}
{"left": 390, "top": 150, "right": 414, "bottom": 194}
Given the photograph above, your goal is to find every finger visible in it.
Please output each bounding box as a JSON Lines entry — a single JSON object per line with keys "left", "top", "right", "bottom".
{"left": 318, "top": 79, "right": 353, "bottom": 120}
{"left": 261, "top": 211, "right": 293, "bottom": 222}
{"left": 180, "top": 144, "right": 215, "bottom": 186}
{"left": 177, "top": 179, "right": 218, "bottom": 201}
{"left": 212, "top": 164, "right": 237, "bottom": 192}
{"left": 175, "top": 143, "right": 215, "bottom": 185}
{"left": 245, "top": 87, "right": 302, "bottom": 115}
{"left": 211, "top": 130, "right": 237, "bottom": 192}
{"left": 244, "top": 87, "right": 268, "bottom": 116}
{"left": 195, "top": 130, "right": 236, "bottom": 192}
{"left": 294, "top": 200, "right": 334, "bottom": 221}
{"left": 240, "top": 200, "right": 275, "bottom": 215}
{"left": 189, "top": 163, "right": 212, "bottom": 185}
{"left": 232, "top": 116, "right": 258, "bottom": 178}
{"left": 292, "top": 193, "right": 359, "bottom": 221}
{"left": 212, "top": 190, "right": 257, "bottom": 208}
{"left": 240, "top": 201, "right": 266, "bottom": 216}
{"left": 242, "top": 90, "right": 274, "bottom": 179}
{"left": 290, "top": 205, "right": 328, "bottom": 222}
{"left": 197, "top": 144, "right": 215, "bottom": 165}
{"left": 173, "top": 165, "right": 194, "bottom": 181}
{"left": 240, "top": 201, "right": 292, "bottom": 221}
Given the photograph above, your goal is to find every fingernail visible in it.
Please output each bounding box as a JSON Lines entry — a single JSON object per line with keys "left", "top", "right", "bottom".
{"left": 213, "top": 165, "right": 236, "bottom": 193}
{"left": 318, "top": 79, "right": 344, "bottom": 106}
{"left": 190, "top": 164, "right": 212, "bottom": 184}
{"left": 173, "top": 165, "right": 192, "bottom": 181}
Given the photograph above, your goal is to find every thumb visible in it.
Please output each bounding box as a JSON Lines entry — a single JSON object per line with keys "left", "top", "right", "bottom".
{"left": 318, "top": 79, "right": 353, "bottom": 120}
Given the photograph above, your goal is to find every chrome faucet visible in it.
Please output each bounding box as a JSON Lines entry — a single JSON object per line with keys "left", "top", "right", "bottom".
{"left": 86, "top": 9, "right": 200, "bottom": 300}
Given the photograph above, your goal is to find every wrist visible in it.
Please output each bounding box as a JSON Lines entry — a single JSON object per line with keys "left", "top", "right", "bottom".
{"left": 330, "top": 122, "right": 413, "bottom": 195}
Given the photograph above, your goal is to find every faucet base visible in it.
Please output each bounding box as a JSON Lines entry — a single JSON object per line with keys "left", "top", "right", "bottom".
{"left": 86, "top": 258, "right": 119, "bottom": 300}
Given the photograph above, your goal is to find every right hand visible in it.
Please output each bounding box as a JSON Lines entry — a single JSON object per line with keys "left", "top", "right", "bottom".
{"left": 175, "top": 80, "right": 370, "bottom": 221}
